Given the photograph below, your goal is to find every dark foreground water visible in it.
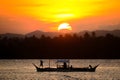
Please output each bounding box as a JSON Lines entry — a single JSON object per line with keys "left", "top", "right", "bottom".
{"left": 0, "top": 59, "right": 120, "bottom": 80}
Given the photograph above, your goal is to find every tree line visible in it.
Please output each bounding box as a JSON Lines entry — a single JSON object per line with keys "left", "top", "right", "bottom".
{"left": 0, "top": 32, "right": 120, "bottom": 59}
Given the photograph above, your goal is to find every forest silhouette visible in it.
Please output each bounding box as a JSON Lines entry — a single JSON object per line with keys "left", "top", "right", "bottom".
{"left": 0, "top": 32, "right": 120, "bottom": 59}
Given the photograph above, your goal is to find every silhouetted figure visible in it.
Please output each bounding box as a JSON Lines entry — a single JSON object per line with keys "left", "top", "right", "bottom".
{"left": 63, "top": 62, "right": 67, "bottom": 69}
{"left": 89, "top": 65, "right": 92, "bottom": 69}
{"left": 40, "top": 60, "right": 43, "bottom": 68}
{"left": 70, "top": 65, "right": 73, "bottom": 69}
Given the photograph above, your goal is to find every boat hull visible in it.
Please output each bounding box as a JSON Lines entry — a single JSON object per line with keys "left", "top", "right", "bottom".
{"left": 32, "top": 63, "right": 99, "bottom": 72}
{"left": 33, "top": 64, "right": 98, "bottom": 72}
{"left": 36, "top": 68, "right": 96, "bottom": 72}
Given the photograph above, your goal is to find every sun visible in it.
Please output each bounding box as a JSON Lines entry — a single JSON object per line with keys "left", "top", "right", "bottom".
{"left": 58, "top": 23, "right": 72, "bottom": 32}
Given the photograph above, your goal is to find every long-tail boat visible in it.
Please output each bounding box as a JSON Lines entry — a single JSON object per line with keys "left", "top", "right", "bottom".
{"left": 33, "top": 59, "right": 99, "bottom": 72}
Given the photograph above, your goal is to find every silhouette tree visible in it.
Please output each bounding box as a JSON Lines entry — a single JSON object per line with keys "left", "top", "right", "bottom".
{"left": 92, "top": 32, "right": 96, "bottom": 38}
{"left": 84, "top": 32, "right": 90, "bottom": 39}
{"left": 0, "top": 32, "right": 120, "bottom": 59}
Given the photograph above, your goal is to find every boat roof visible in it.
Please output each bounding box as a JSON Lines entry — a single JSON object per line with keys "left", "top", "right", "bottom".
{"left": 56, "top": 59, "right": 70, "bottom": 63}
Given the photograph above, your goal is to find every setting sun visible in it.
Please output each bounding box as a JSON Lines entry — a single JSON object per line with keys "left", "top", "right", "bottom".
{"left": 58, "top": 23, "right": 72, "bottom": 32}
{"left": 0, "top": 0, "right": 120, "bottom": 33}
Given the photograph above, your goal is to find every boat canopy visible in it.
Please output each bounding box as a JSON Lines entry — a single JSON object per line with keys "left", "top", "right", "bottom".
{"left": 56, "top": 59, "right": 70, "bottom": 63}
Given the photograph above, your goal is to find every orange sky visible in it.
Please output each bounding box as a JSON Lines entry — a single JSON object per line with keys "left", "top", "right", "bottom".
{"left": 0, "top": 0, "right": 120, "bottom": 34}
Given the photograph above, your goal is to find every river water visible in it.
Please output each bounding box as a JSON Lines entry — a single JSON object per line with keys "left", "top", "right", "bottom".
{"left": 0, "top": 59, "right": 120, "bottom": 80}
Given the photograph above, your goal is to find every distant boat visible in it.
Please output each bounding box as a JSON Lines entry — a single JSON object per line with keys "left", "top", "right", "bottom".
{"left": 32, "top": 59, "right": 99, "bottom": 72}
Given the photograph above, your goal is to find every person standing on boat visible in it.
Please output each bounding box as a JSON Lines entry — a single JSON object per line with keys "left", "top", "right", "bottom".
{"left": 40, "top": 60, "right": 43, "bottom": 68}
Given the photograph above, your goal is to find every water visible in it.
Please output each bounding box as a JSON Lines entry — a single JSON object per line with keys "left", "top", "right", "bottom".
{"left": 0, "top": 59, "right": 120, "bottom": 80}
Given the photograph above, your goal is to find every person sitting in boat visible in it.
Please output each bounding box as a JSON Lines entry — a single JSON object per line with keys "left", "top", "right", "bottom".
{"left": 89, "top": 65, "right": 92, "bottom": 69}
{"left": 40, "top": 60, "right": 43, "bottom": 68}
